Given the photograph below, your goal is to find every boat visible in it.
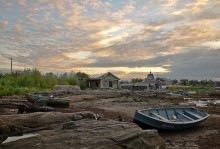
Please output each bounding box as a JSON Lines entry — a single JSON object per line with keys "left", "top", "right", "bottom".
{"left": 133, "top": 107, "right": 209, "bottom": 130}
{"left": 26, "top": 94, "right": 70, "bottom": 108}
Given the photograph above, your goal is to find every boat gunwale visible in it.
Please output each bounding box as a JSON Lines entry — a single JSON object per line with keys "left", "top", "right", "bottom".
{"left": 135, "top": 107, "right": 209, "bottom": 124}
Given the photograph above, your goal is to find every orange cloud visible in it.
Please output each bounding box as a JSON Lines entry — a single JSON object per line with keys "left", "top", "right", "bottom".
{"left": 0, "top": 20, "right": 8, "bottom": 30}
{"left": 15, "top": 22, "right": 23, "bottom": 32}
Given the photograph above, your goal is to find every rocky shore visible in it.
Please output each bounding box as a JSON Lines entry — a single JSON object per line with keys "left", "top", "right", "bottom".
{"left": 0, "top": 89, "right": 219, "bottom": 148}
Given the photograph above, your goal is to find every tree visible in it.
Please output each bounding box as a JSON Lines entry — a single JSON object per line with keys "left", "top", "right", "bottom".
{"left": 61, "top": 72, "right": 68, "bottom": 78}
{"left": 215, "top": 81, "right": 220, "bottom": 86}
{"left": 131, "top": 78, "right": 143, "bottom": 83}
{"left": 180, "top": 79, "right": 189, "bottom": 85}
{"left": 45, "top": 72, "right": 56, "bottom": 78}
{"left": 207, "top": 79, "right": 215, "bottom": 86}
{"left": 172, "top": 79, "right": 178, "bottom": 85}
{"left": 189, "top": 80, "right": 198, "bottom": 86}
{"left": 75, "top": 72, "right": 89, "bottom": 79}
{"left": 200, "top": 79, "right": 208, "bottom": 86}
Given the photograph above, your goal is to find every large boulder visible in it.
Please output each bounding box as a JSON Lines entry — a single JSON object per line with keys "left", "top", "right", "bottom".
{"left": 1, "top": 119, "right": 165, "bottom": 149}
{"left": 0, "top": 111, "right": 97, "bottom": 133}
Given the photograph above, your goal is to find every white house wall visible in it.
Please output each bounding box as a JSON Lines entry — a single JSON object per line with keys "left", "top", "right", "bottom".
{"left": 100, "top": 74, "right": 119, "bottom": 89}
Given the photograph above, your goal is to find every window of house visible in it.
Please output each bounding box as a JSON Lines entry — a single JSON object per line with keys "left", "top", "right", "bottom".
{"left": 109, "top": 81, "right": 112, "bottom": 87}
{"left": 96, "top": 82, "right": 99, "bottom": 87}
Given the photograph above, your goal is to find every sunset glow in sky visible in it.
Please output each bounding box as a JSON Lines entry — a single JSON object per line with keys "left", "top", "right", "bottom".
{"left": 0, "top": 0, "right": 220, "bottom": 80}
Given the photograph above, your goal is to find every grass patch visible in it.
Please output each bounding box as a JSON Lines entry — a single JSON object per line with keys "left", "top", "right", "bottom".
{"left": 168, "top": 85, "right": 215, "bottom": 92}
{"left": 0, "top": 69, "right": 88, "bottom": 96}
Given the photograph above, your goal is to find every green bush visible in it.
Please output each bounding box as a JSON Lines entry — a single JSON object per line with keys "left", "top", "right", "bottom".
{"left": 78, "top": 80, "right": 87, "bottom": 90}
{"left": 57, "top": 78, "right": 69, "bottom": 85}
{"left": 16, "top": 75, "right": 34, "bottom": 87}
{"left": 14, "top": 88, "right": 22, "bottom": 95}
{"left": 0, "top": 87, "right": 13, "bottom": 96}
{"left": 68, "top": 77, "right": 77, "bottom": 85}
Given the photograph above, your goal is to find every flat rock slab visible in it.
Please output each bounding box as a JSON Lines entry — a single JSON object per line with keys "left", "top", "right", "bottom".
{"left": 1, "top": 120, "right": 165, "bottom": 149}
{"left": 0, "top": 111, "right": 97, "bottom": 131}
{"left": 1, "top": 112, "right": 165, "bottom": 149}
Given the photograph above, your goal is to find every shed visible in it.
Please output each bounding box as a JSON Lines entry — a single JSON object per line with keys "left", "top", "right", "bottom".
{"left": 120, "top": 83, "right": 134, "bottom": 90}
{"left": 98, "top": 72, "right": 120, "bottom": 89}
{"left": 133, "top": 82, "right": 148, "bottom": 91}
{"left": 88, "top": 72, "right": 120, "bottom": 89}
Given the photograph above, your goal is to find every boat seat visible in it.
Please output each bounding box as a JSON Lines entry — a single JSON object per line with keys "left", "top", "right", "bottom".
{"left": 150, "top": 112, "right": 169, "bottom": 121}
{"left": 184, "top": 111, "right": 201, "bottom": 119}
{"left": 177, "top": 112, "right": 194, "bottom": 121}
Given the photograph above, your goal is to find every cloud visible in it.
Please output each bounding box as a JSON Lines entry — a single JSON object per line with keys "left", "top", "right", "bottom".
{"left": 14, "top": 22, "right": 23, "bottom": 32}
{"left": 80, "top": 0, "right": 111, "bottom": 9}
{"left": 164, "top": 47, "right": 220, "bottom": 80}
{"left": 0, "top": 19, "right": 8, "bottom": 30}
{"left": 111, "top": 0, "right": 136, "bottom": 19}
{"left": 199, "top": 40, "right": 220, "bottom": 49}
{"left": 0, "top": 0, "right": 220, "bottom": 80}
{"left": 18, "top": 0, "right": 27, "bottom": 7}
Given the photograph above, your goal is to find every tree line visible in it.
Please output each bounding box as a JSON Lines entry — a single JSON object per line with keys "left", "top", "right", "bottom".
{"left": 130, "top": 77, "right": 220, "bottom": 87}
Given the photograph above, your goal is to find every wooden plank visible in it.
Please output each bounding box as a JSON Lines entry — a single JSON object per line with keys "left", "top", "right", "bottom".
{"left": 165, "top": 108, "right": 171, "bottom": 120}
{"left": 184, "top": 111, "right": 201, "bottom": 119}
{"left": 174, "top": 108, "right": 183, "bottom": 122}
{"left": 177, "top": 112, "right": 194, "bottom": 121}
{"left": 150, "top": 112, "right": 169, "bottom": 121}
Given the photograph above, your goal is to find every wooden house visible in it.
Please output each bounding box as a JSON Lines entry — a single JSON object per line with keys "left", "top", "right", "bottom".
{"left": 88, "top": 72, "right": 120, "bottom": 89}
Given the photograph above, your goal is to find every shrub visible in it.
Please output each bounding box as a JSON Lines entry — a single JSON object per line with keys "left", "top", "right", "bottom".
{"left": 68, "top": 77, "right": 77, "bottom": 85}
{"left": 14, "top": 88, "right": 22, "bottom": 95}
{"left": 78, "top": 80, "right": 87, "bottom": 90}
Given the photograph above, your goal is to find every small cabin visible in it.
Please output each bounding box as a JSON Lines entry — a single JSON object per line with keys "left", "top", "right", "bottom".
{"left": 88, "top": 72, "right": 120, "bottom": 89}
{"left": 133, "top": 82, "right": 148, "bottom": 91}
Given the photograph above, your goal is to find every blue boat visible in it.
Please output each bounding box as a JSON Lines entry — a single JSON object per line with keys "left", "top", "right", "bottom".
{"left": 133, "top": 107, "right": 209, "bottom": 130}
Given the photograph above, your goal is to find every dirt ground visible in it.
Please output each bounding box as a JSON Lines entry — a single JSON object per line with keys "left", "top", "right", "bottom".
{"left": 1, "top": 92, "right": 220, "bottom": 148}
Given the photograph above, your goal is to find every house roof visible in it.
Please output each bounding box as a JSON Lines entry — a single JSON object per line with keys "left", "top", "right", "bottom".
{"left": 98, "top": 72, "right": 120, "bottom": 80}
{"left": 134, "top": 82, "right": 149, "bottom": 86}
{"left": 121, "top": 83, "right": 134, "bottom": 87}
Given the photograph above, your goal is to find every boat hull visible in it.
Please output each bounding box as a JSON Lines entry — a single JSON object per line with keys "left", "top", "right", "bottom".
{"left": 133, "top": 107, "right": 209, "bottom": 130}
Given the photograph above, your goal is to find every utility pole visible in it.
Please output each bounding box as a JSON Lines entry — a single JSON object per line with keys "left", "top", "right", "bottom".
{"left": 11, "top": 57, "right": 12, "bottom": 73}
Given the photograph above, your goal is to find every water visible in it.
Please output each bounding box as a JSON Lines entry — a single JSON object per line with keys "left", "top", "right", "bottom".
{"left": 2, "top": 133, "right": 39, "bottom": 144}
{"left": 186, "top": 98, "right": 220, "bottom": 107}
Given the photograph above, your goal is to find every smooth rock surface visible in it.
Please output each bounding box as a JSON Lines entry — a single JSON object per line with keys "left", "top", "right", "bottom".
{"left": 0, "top": 112, "right": 165, "bottom": 149}
{"left": 0, "top": 111, "right": 97, "bottom": 133}
{"left": 1, "top": 119, "right": 165, "bottom": 149}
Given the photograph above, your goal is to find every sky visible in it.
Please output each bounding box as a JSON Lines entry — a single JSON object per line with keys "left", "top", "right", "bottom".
{"left": 0, "top": 0, "right": 220, "bottom": 80}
